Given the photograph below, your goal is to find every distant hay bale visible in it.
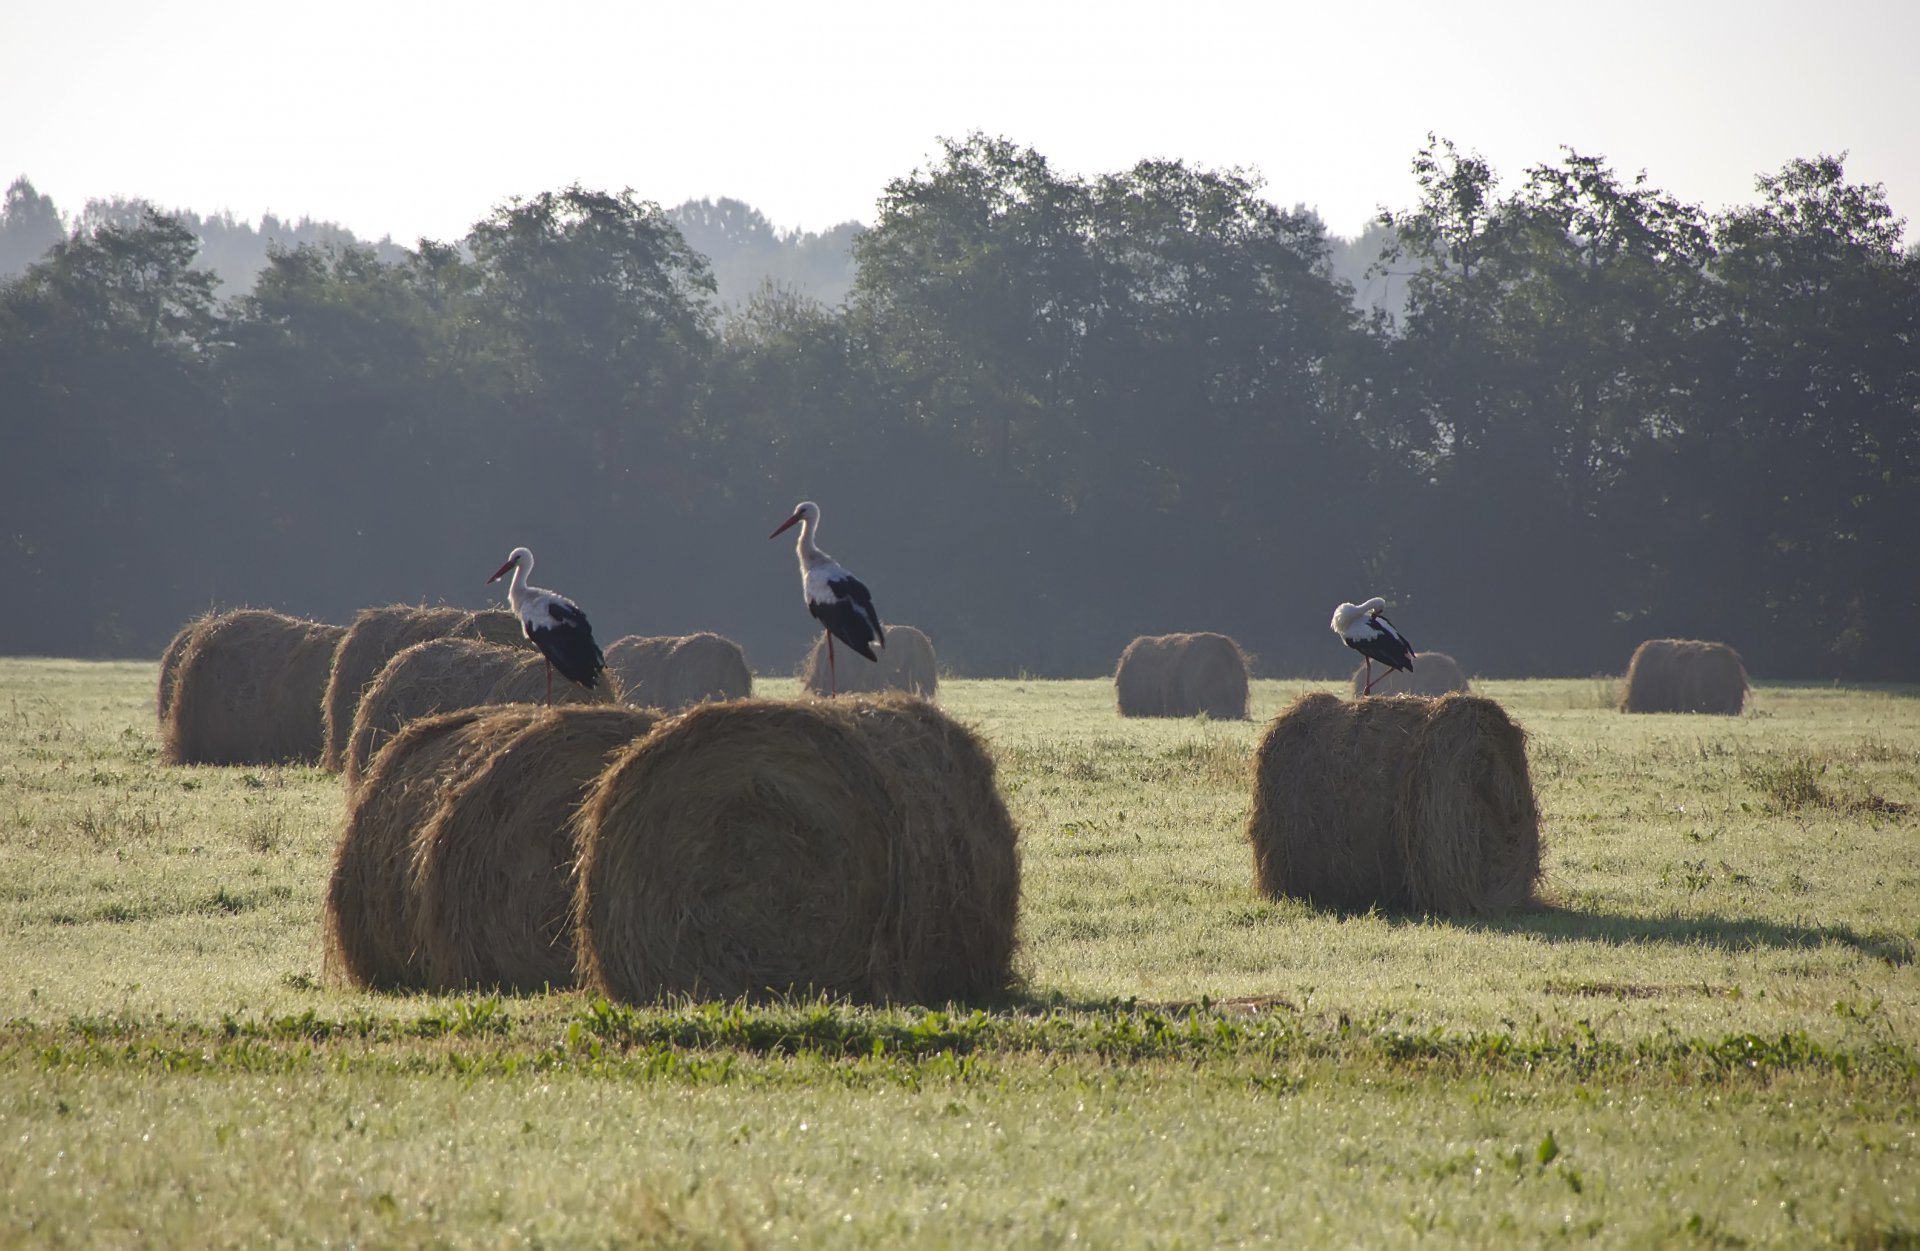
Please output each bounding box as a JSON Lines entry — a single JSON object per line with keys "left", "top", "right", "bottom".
{"left": 800, "top": 624, "right": 938, "bottom": 698}
{"left": 1247, "top": 691, "right": 1540, "bottom": 916}
{"left": 575, "top": 694, "right": 1020, "bottom": 1005}
{"left": 343, "top": 637, "right": 608, "bottom": 786}
{"left": 1619, "top": 639, "right": 1749, "bottom": 715}
{"left": 321, "top": 605, "right": 531, "bottom": 772}
{"left": 413, "top": 705, "right": 662, "bottom": 992}
{"left": 161, "top": 609, "right": 346, "bottom": 766}
{"left": 1114, "top": 632, "right": 1249, "bottom": 719}
{"left": 606, "top": 632, "right": 752, "bottom": 710}
{"left": 1351, "top": 651, "right": 1472, "bottom": 698}
{"left": 323, "top": 705, "right": 545, "bottom": 990}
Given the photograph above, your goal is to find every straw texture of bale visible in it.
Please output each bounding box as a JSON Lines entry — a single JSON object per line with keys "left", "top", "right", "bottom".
{"left": 1247, "top": 691, "right": 1540, "bottom": 916}
{"left": 1619, "top": 639, "right": 1749, "bottom": 715}
{"left": 324, "top": 705, "right": 546, "bottom": 990}
{"left": 161, "top": 609, "right": 346, "bottom": 766}
{"left": 156, "top": 613, "right": 215, "bottom": 723}
{"left": 607, "top": 632, "right": 753, "bottom": 710}
{"left": 412, "top": 705, "right": 661, "bottom": 992}
{"left": 1351, "top": 651, "right": 1472, "bottom": 698}
{"left": 321, "top": 605, "right": 531, "bottom": 772}
{"left": 800, "top": 624, "right": 939, "bottom": 698}
{"left": 343, "top": 637, "right": 608, "bottom": 786}
{"left": 1113, "top": 632, "right": 1249, "bottom": 719}
{"left": 575, "top": 694, "right": 1020, "bottom": 1005}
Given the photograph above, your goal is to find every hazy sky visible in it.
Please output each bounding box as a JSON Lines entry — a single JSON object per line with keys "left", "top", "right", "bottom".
{"left": 3, "top": 0, "right": 1916, "bottom": 244}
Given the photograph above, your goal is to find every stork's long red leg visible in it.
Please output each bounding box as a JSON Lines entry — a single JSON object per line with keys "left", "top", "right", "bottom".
{"left": 828, "top": 632, "right": 838, "bottom": 696}
{"left": 1363, "top": 658, "right": 1376, "bottom": 696}
{"left": 545, "top": 657, "right": 554, "bottom": 705}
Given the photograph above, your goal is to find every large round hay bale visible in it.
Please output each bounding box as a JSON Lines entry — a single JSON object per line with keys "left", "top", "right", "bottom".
{"left": 343, "top": 638, "right": 608, "bottom": 786}
{"left": 1247, "top": 691, "right": 1540, "bottom": 916}
{"left": 575, "top": 694, "right": 1020, "bottom": 1005}
{"left": 1351, "top": 651, "right": 1472, "bottom": 698}
{"left": 321, "top": 605, "right": 531, "bottom": 772}
{"left": 800, "top": 624, "right": 938, "bottom": 698}
{"left": 1113, "top": 632, "right": 1249, "bottom": 719}
{"left": 156, "top": 612, "right": 217, "bottom": 723}
{"left": 1619, "top": 639, "right": 1748, "bottom": 714}
{"left": 323, "top": 705, "right": 546, "bottom": 990}
{"left": 412, "top": 705, "right": 662, "bottom": 992}
{"left": 607, "top": 632, "right": 752, "bottom": 710}
{"left": 161, "top": 609, "right": 346, "bottom": 766}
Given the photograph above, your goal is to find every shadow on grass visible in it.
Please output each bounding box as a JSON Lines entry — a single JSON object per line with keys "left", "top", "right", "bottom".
{"left": 1417, "top": 903, "right": 1915, "bottom": 966}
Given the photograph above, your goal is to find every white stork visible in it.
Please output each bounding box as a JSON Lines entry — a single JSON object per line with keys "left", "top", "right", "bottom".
{"left": 1332, "top": 597, "right": 1415, "bottom": 695}
{"left": 486, "top": 546, "right": 606, "bottom": 703}
{"left": 769, "top": 500, "right": 883, "bottom": 695}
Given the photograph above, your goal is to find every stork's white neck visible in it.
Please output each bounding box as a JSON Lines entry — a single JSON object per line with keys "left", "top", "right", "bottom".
{"left": 794, "top": 514, "right": 829, "bottom": 571}
{"left": 505, "top": 556, "right": 534, "bottom": 612}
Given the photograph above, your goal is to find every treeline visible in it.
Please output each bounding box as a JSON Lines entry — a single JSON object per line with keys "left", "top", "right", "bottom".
{"left": 1, "top": 136, "right": 1914, "bottom": 680}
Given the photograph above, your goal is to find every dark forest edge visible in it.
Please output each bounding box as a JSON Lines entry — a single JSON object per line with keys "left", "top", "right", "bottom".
{"left": 1, "top": 134, "right": 1913, "bottom": 680}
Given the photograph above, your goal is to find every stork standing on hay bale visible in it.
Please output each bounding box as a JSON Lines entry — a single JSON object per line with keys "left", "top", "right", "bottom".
{"left": 770, "top": 500, "right": 883, "bottom": 695}
{"left": 487, "top": 546, "right": 606, "bottom": 703}
{"left": 1333, "top": 597, "right": 1416, "bottom": 695}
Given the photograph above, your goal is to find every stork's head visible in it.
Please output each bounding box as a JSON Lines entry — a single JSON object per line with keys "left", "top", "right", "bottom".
{"left": 768, "top": 501, "right": 819, "bottom": 539}
{"left": 1330, "top": 597, "right": 1387, "bottom": 633}
{"left": 487, "top": 546, "right": 533, "bottom": 584}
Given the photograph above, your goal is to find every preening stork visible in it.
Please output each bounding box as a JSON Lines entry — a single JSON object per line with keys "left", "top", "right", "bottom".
{"left": 1332, "top": 597, "right": 1415, "bottom": 695}
{"left": 769, "top": 500, "right": 883, "bottom": 695}
{"left": 487, "top": 546, "right": 606, "bottom": 703}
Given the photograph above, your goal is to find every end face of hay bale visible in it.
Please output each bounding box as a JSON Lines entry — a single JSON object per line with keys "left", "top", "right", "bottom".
{"left": 324, "top": 704, "right": 546, "bottom": 990}
{"left": 157, "top": 612, "right": 219, "bottom": 723}
{"left": 162, "top": 609, "right": 344, "bottom": 766}
{"left": 1247, "top": 691, "right": 1540, "bottom": 917}
{"left": 323, "top": 605, "right": 477, "bottom": 772}
{"left": 343, "top": 638, "right": 534, "bottom": 786}
{"left": 1619, "top": 639, "right": 1748, "bottom": 714}
{"left": 413, "top": 705, "right": 662, "bottom": 993}
{"left": 800, "top": 625, "right": 938, "bottom": 698}
{"left": 1351, "top": 651, "right": 1471, "bottom": 698}
{"left": 1114, "top": 632, "right": 1249, "bottom": 719}
{"left": 575, "top": 694, "right": 1019, "bottom": 1006}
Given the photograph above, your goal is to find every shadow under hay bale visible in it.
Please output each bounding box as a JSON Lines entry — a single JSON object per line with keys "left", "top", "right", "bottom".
{"left": 413, "top": 705, "right": 662, "bottom": 992}
{"left": 322, "top": 605, "right": 530, "bottom": 772}
{"left": 607, "top": 632, "right": 753, "bottom": 710}
{"left": 161, "top": 609, "right": 346, "bottom": 766}
{"left": 324, "top": 705, "right": 546, "bottom": 990}
{"left": 343, "top": 637, "right": 608, "bottom": 786}
{"left": 575, "top": 694, "right": 1020, "bottom": 1005}
{"left": 1619, "top": 639, "right": 1749, "bottom": 715}
{"left": 1114, "top": 632, "right": 1249, "bottom": 719}
{"left": 800, "top": 624, "right": 938, "bottom": 698}
{"left": 1247, "top": 691, "right": 1540, "bottom": 917}
{"left": 1351, "top": 651, "right": 1472, "bottom": 698}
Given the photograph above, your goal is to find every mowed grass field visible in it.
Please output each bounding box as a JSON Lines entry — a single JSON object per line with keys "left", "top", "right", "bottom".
{"left": 2, "top": 658, "right": 1917, "bottom": 1247}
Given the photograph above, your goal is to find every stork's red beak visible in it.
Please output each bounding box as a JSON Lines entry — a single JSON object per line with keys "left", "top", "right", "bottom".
{"left": 486, "top": 558, "right": 515, "bottom": 584}
{"left": 769, "top": 513, "right": 802, "bottom": 539}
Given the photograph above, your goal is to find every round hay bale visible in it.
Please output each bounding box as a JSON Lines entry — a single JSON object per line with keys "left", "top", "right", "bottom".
{"left": 161, "top": 609, "right": 346, "bottom": 766}
{"left": 1247, "top": 691, "right": 1540, "bottom": 916}
{"left": 343, "top": 638, "right": 609, "bottom": 786}
{"left": 323, "top": 704, "right": 546, "bottom": 990}
{"left": 413, "top": 705, "right": 662, "bottom": 992}
{"left": 800, "top": 624, "right": 938, "bottom": 698}
{"left": 322, "top": 605, "right": 532, "bottom": 772}
{"left": 156, "top": 612, "right": 217, "bottom": 724}
{"left": 608, "top": 632, "right": 752, "bottom": 710}
{"left": 1114, "top": 632, "right": 1249, "bottom": 719}
{"left": 1619, "top": 639, "right": 1748, "bottom": 714}
{"left": 575, "top": 694, "right": 1020, "bottom": 1005}
{"left": 1351, "top": 651, "right": 1472, "bottom": 698}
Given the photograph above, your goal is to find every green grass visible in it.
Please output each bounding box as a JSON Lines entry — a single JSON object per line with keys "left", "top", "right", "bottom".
{"left": 2, "top": 659, "right": 1917, "bottom": 1246}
